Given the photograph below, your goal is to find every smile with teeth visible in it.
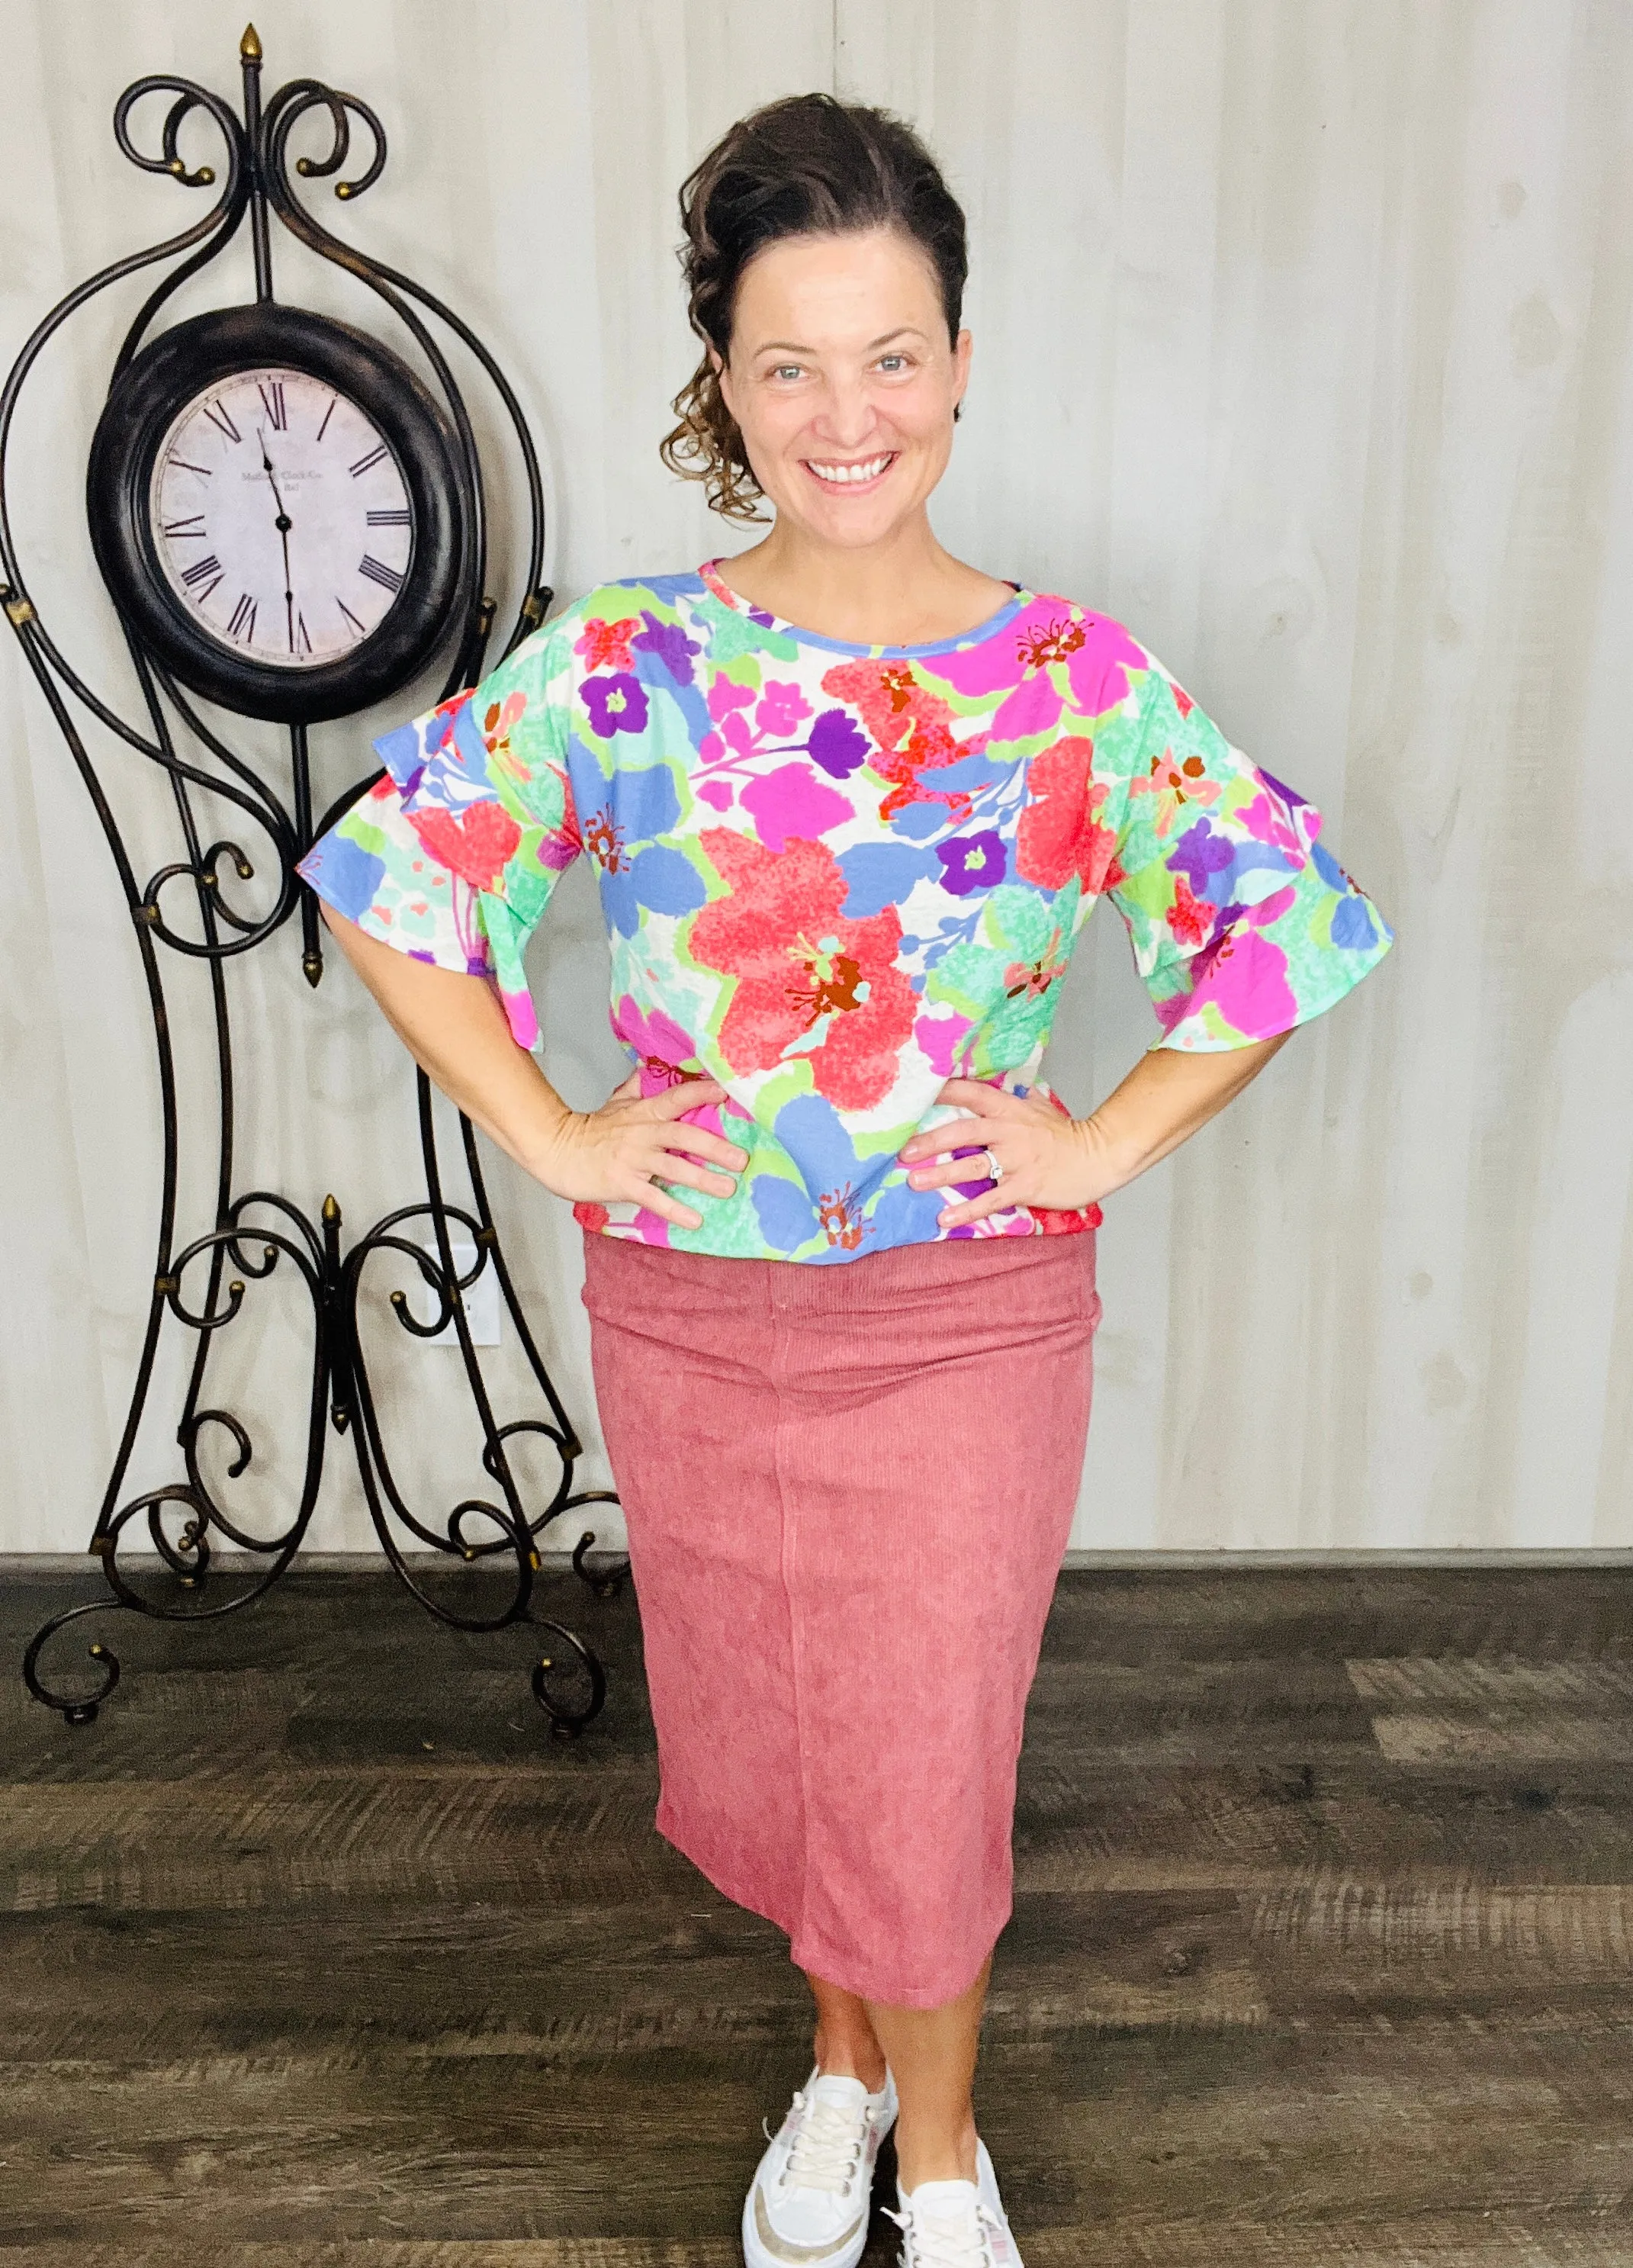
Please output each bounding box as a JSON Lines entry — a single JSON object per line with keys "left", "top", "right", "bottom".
{"left": 805, "top": 451, "right": 897, "bottom": 484}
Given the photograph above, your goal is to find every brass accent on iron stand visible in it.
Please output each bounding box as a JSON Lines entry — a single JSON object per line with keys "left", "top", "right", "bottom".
{"left": 9, "top": 31, "right": 627, "bottom": 1736}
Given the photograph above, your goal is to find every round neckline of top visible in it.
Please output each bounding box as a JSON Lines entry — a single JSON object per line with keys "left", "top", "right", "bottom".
{"left": 695, "top": 556, "right": 1031, "bottom": 658}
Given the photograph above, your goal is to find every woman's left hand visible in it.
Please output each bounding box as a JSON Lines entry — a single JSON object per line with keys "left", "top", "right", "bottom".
{"left": 897, "top": 1077, "right": 1109, "bottom": 1231}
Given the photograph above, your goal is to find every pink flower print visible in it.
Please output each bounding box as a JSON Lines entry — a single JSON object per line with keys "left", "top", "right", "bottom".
{"left": 924, "top": 598, "right": 1088, "bottom": 696}
{"left": 1128, "top": 742, "right": 1222, "bottom": 839}
{"left": 1015, "top": 738, "right": 1123, "bottom": 893}
{"left": 580, "top": 673, "right": 649, "bottom": 739}
{"left": 574, "top": 615, "right": 639, "bottom": 671}
{"left": 1236, "top": 787, "right": 1304, "bottom": 861}
{"left": 612, "top": 994, "right": 705, "bottom": 1091}
{"left": 706, "top": 676, "right": 756, "bottom": 724}
{"left": 914, "top": 1009, "right": 972, "bottom": 1076}
{"left": 1158, "top": 924, "right": 1297, "bottom": 1041}
{"left": 717, "top": 705, "right": 760, "bottom": 759}
{"left": 696, "top": 777, "right": 735, "bottom": 812}
{"left": 755, "top": 680, "right": 812, "bottom": 738}
{"left": 988, "top": 668, "right": 1067, "bottom": 745}
{"left": 739, "top": 763, "right": 853, "bottom": 852}
{"left": 498, "top": 984, "right": 540, "bottom": 1052}
{"left": 1061, "top": 616, "right": 1150, "bottom": 720}
{"left": 690, "top": 828, "right": 918, "bottom": 1111}
{"left": 931, "top": 600, "right": 1149, "bottom": 738}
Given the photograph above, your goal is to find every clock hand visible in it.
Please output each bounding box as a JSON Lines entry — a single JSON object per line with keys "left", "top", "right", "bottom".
{"left": 259, "top": 424, "right": 297, "bottom": 654}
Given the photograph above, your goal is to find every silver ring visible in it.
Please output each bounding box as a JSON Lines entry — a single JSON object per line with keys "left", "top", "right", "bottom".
{"left": 982, "top": 1147, "right": 1003, "bottom": 1184}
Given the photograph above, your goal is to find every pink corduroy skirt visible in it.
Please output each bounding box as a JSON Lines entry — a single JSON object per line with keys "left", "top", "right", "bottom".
{"left": 579, "top": 1225, "right": 1101, "bottom": 2009}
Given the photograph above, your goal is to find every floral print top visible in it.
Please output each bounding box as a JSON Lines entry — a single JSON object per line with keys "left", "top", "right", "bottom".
{"left": 296, "top": 560, "right": 1393, "bottom": 1264}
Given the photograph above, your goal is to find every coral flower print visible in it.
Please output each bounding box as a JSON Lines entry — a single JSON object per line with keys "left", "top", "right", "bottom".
{"left": 575, "top": 616, "right": 639, "bottom": 671}
{"left": 1016, "top": 738, "right": 1121, "bottom": 894}
{"left": 690, "top": 829, "right": 918, "bottom": 1111}
{"left": 408, "top": 799, "right": 520, "bottom": 893}
{"left": 296, "top": 561, "right": 1393, "bottom": 1261}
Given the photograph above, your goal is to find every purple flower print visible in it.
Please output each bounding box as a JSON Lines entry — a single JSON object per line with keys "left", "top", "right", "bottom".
{"left": 1168, "top": 818, "right": 1236, "bottom": 900}
{"left": 935, "top": 829, "right": 1006, "bottom": 896}
{"left": 632, "top": 611, "right": 700, "bottom": 685}
{"left": 806, "top": 707, "right": 870, "bottom": 779}
{"left": 581, "top": 673, "right": 650, "bottom": 739}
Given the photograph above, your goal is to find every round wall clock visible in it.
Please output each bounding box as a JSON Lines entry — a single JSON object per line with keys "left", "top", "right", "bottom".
{"left": 88, "top": 303, "right": 473, "bottom": 723}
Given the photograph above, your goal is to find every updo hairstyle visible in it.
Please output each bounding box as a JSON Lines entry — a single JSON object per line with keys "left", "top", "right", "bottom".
{"left": 660, "top": 93, "right": 969, "bottom": 522}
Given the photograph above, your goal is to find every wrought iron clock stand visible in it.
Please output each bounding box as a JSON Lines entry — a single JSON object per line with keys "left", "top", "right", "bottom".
{"left": 7, "top": 27, "right": 628, "bottom": 1732}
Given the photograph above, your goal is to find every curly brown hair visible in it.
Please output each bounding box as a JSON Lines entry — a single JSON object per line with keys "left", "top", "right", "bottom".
{"left": 659, "top": 93, "right": 969, "bottom": 522}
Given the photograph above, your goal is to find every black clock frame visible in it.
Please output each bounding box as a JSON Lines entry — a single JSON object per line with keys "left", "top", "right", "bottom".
{"left": 3, "top": 28, "right": 630, "bottom": 1734}
{"left": 88, "top": 302, "right": 472, "bottom": 724}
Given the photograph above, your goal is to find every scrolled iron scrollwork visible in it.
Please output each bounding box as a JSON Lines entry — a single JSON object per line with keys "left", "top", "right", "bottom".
{"left": 14, "top": 26, "right": 626, "bottom": 1736}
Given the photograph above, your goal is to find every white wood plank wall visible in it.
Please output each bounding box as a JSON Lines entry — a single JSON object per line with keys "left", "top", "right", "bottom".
{"left": 2, "top": 2, "right": 1628, "bottom": 1554}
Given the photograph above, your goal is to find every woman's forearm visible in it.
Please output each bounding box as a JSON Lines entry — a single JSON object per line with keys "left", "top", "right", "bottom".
{"left": 1080, "top": 1028, "right": 1295, "bottom": 1198}
{"left": 319, "top": 902, "right": 571, "bottom": 1180}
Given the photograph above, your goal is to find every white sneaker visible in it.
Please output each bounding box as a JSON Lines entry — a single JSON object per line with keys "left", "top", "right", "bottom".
{"left": 742, "top": 2061, "right": 898, "bottom": 2268}
{"left": 884, "top": 2137, "right": 1024, "bottom": 2266}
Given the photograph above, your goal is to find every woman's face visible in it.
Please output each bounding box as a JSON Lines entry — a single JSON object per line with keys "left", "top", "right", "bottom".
{"left": 714, "top": 227, "right": 970, "bottom": 549}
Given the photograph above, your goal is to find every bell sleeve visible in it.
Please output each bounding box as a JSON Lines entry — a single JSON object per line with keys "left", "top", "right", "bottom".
{"left": 1099, "top": 657, "right": 1394, "bottom": 1050}
{"left": 295, "top": 625, "right": 581, "bottom": 1052}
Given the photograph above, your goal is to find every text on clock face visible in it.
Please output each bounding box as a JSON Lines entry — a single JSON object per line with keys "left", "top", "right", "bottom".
{"left": 148, "top": 366, "right": 414, "bottom": 669}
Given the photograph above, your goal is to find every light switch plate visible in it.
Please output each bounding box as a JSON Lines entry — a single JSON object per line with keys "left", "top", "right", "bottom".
{"left": 407, "top": 1235, "right": 502, "bottom": 1347}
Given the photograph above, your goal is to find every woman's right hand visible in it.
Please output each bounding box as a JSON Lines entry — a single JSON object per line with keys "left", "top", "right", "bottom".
{"left": 532, "top": 1073, "right": 748, "bottom": 1231}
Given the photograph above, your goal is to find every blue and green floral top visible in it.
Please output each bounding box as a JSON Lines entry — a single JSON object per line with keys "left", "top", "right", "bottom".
{"left": 297, "top": 559, "right": 1392, "bottom": 1263}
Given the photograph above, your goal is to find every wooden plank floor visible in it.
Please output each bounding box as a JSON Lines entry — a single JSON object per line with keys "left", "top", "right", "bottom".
{"left": 5, "top": 1560, "right": 1633, "bottom": 2265}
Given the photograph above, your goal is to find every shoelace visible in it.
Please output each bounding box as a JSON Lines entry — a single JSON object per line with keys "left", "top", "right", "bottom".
{"left": 882, "top": 2196, "right": 998, "bottom": 2268}
{"left": 773, "top": 2087, "right": 871, "bottom": 2194}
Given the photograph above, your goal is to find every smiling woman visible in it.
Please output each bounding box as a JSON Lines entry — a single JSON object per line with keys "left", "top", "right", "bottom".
{"left": 295, "top": 90, "right": 1392, "bottom": 2268}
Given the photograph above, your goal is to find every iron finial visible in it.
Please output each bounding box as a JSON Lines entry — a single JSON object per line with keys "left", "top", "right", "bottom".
{"left": 239, "top": 23, "right": 262, "bottom": 62}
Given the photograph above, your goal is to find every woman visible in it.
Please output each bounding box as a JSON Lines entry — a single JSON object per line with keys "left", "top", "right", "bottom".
{"left": 298, "top": 93, "right": 1390, "bottom": 2268}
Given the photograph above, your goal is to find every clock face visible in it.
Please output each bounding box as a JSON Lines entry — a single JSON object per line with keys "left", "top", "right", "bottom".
{"left": 147, "top": 367, "right": 415, "bottom": 671}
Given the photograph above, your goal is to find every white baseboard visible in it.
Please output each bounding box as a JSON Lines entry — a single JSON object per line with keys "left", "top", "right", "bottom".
{"left": 5, "top": 1547, "right": 1632, "bottom": 1575}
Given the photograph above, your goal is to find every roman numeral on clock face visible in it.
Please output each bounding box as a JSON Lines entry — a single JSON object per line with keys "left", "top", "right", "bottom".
{"left": 227, "top": 592, "right": 258, "bottom": 642}
{"left": 337, "top": 597, "right": 366, "bottom": 635}
{"left": 349, "top": 443, "right": 388, "bottom": 478}
{"left": 357, "top": 553, "right": 403, "bottom": 594}
{"left": 201, "top": 399, "right": 241, "bottom": 443}
{"left": 256, "top": 379, "right": 288, "bottom": 430}
{"left": 180, "top": 553, "right": 223, "bottom": 590}
{"left": 162, "top": 514, "right": 207, "bottom": 538}
{"left": 365, "top": 508, "right": 410, "bottom": 527}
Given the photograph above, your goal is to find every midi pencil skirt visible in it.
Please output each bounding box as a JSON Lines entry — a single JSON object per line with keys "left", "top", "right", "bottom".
{"left": 580, "top": 1226, "right": 1101, "bottom": 2010}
